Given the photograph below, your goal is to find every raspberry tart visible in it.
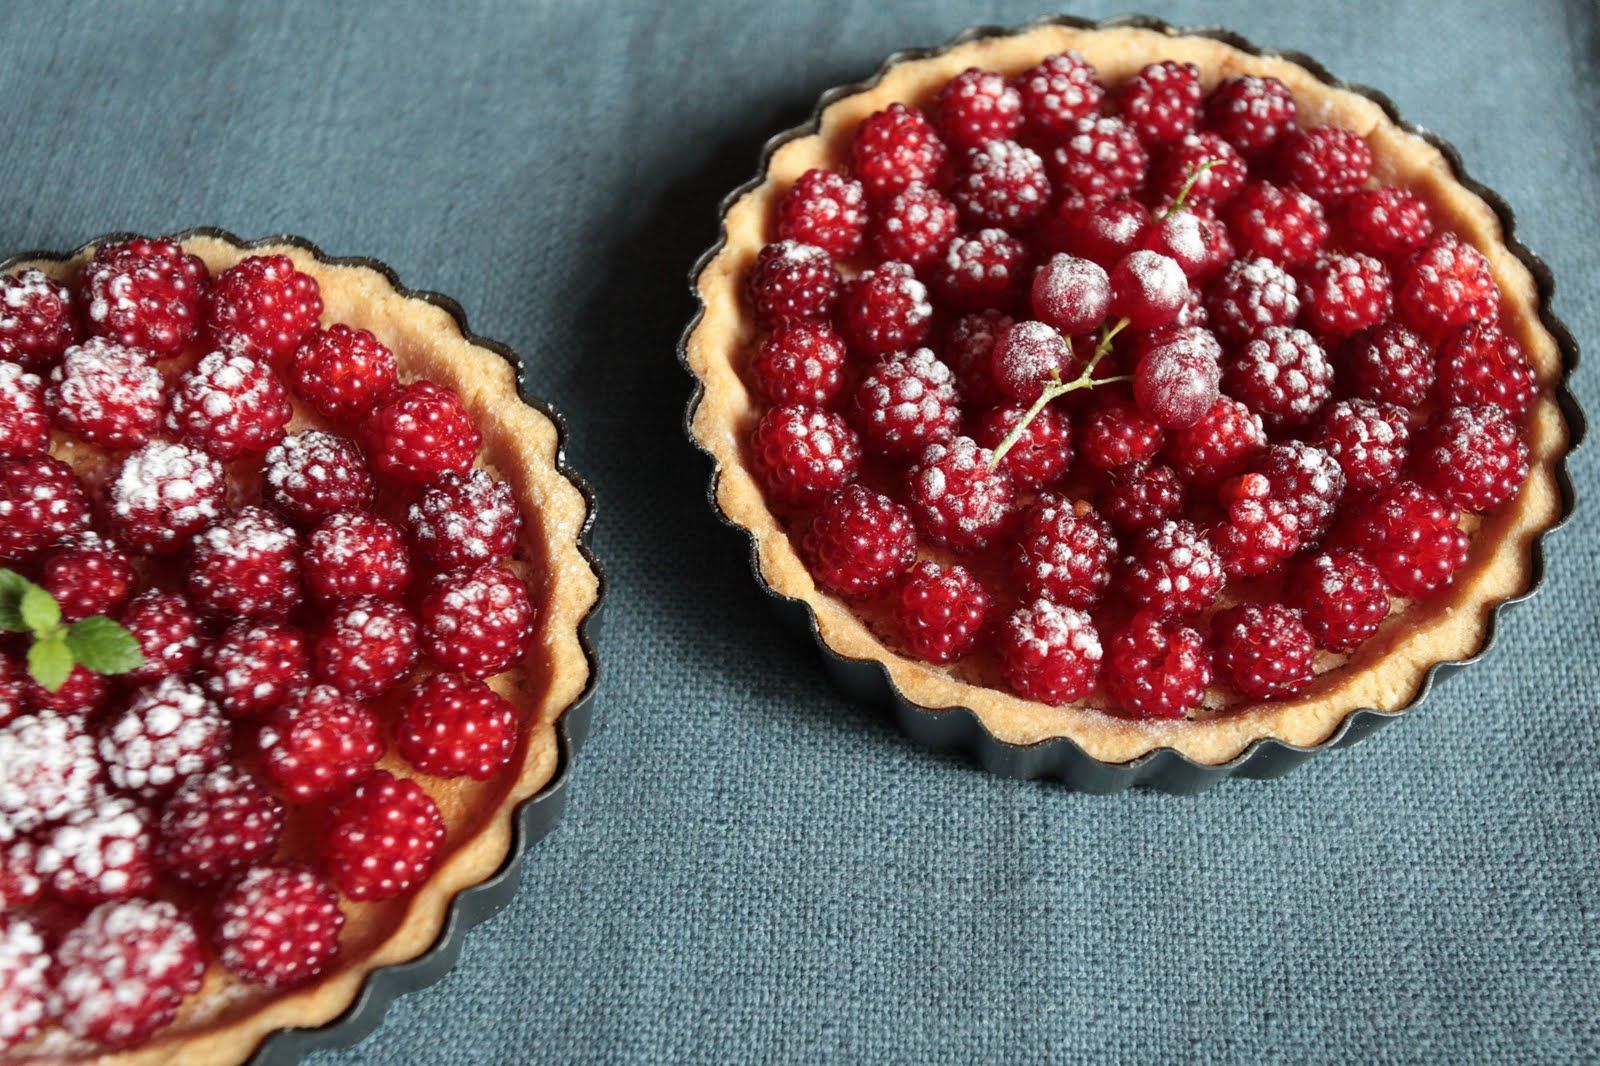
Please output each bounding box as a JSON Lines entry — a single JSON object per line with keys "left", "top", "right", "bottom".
{"left": 0, "top": 230, "right": 601, "bottom": 1062}
{"left": 682, "top": 18, "right": 1577, "bottom": 789}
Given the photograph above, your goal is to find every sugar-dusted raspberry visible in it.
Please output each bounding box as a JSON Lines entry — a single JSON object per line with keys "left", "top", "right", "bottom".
{"left": 1100, "top": 460, "right": 1186, "bottom": 535}
{"left": 1315, "top": 399, "right": 1410, "bottom": 492}
{"left": 1078, "top": 394, "right": 1163, "bottom": 469}
{"left": 837, "top": 260, "right": 933, "bottom": 356}
{"left": 1166, "top": 396, "right": 1267, "bottom": 488}
{"left": 80, "top": 238, "right": 209, "bottom": 359}
{"left": 0, "top": 839, "right": 42, "bottom": 908}
{"left": 776, "top": 169, "right": 868, "bottom": 259}
{"left": 1140, "top": 206, "right": 1234, "bottom": 284}
{"left": 1279, "top": 126, "right": 1373, "bottom": 202}
{"left": 869, "top": 183, "right": 959, "bottom": 267}
{"left": 1016, "top": 51, "right": 1105, "bottom": 138}
{"left": 1342, "top": 322, "right": 1434, "bottom": 408}
{"left": 1046, "top": 116, "right": 1149, "bottom": 200}
{"left": 289, "top": 324, "right": 399, "bottom": 423}
{"left": 1213, "top": 603, "right": 1316, "bottom": 700}
{"left": 849, "top": 102, "right": 949, "bottom": 201}
{"left": 23, "top": 666, "right": 110, "bottom": 719}
{"left": 1122, "top": 519, "right": 1224, "bottom": 617}
{"left": 797, "top": 486, "right": 916, "bottom": 600}
{"left": 935, "top": 68, "right": 1024, "bottom": 151}
{"left": 1413, "top": 404, "right": 1529, "bottom": 513}
{"left": 419, "top": 565, "right": 534, "bottom": 679}
{"left": 367, "top": 380, "right": 482, "bottom": 485}
{"left": 748, "top": 323, "right": 846, "bottom": 408}
{"left": 931, "top": 228, "right": 1030, "bottom": 312}
{"left": 120, "top": 588, "right": 205, "bottom": 685}
{"left": 1173, "top": 285, "right": 1210, "bottom": 329}
{"left": 406, "top": 468, "right": 521, "bottom": 570}
{"left": 0, "top": 455, "right": 89, "bottom": 563}
{"left": 974, "top": 403, "right": 1072, "bottom": 489}
{"left": 0, "top": 653, "right": 25, "bottom": 727}
{"left": 997, "top": 600, "right": 1102, "bottom": 705}
{"left": 1396, "top": 233, "right": 1501, "bottom": 341}
{"left": 40, "top": 532, "right": 135, "bottom": 621}
{"left": 1227, "top": 181, "right": 1329, "bottom": 269}
{"left": 106, "top": 441, "right": 226, "bottom": 554}
{"left": 259, "top": 685, "right": 382, "bottom": 802}
{"left": 325, "top": 770, "right": 444, "bottom": 901}
{"left": 1205, "top": 257, "right": 1299, "bottom": 346}
{"left": 906, "top": 436, "right": 1016, "bottom": 555}
{"left": 0, "top": 915, "right": 49, "bottom": 1051}
{"left": 45, "top": 346, "right": 168, "bottom": 454}
{"left": 203, "top": 621, "right": 309, "bottom": 720}
{"left": 1119, "top": 60, "right": 1202, "bottom": 145}
{"left": 36, "top": 792, "right": 157, "bottom": 904}
{"left": 749, "top": 404, "right": 861, "bottom": 508}
{"left": 0, "top": 362, "right": 46, "bottom": 458}
{"left": 747, "top": 241, "right": 841, "bottom": 328}
{"left": 1029, "top": 253, "right": 1110, "bottom": 337}
{"left": 950, "top": 139, "right": 1052, "bottom": 231}
{"left": 99, "top": 677, "right": 229, "bottom": 796}
{"left": 1104, "top": 614, "right": 1211, "bottom": 719}
{"left": 1151, "top": 132, "right": 1247, "bottom": 206}
{"left": 207, "top": 254, "right": 323, "bottom": 365}
{"left": 1339, "top": 186, "right": 1435, "bottom": 260}
{"left": 852, "top": 348, "right": 960, "bottom": 459}
{"left": 943, "top": 310, "right": 1012, "bottom": 405}
{"left": 214, "top": 864, "right": 345, "bottom": 989}
{"left": 189, "top": 507, "right": 303, "bottom": 621}
{"left": 1253, "top": 440, "right": 1346, "bottom": 545}
{"left": 1212, "top": 472, "right": 1301, "bottom": 579}
{"left": 990, "top": 319, "right": 1074, "bottom": 402}
{"left": 1012, "top": 496, "right": 1117, "bottom": 608}
{"left": 1287, "top": 549, "right": 1391, "bottom": 652}
{"left": 1352, "top": 480, "right": 1469, "bottom": 597}
{"left": 1225, "top": 325, "right": 1333, "bottom": 427}
{"left": 314, "top": 597, "right": 420, "bottom": 698}
{"left": 1108, "top": 251, "right": 1189, "bottom": 330}
{"left": 0, "top": 713, "right": 100, "bottom": 837}
{"left": 1298, "top": 252, "right": 1392, "bottom": 338}
{"left": 1133, "top": 326, "right": 1222, "bottom": 429}
{"left": 157, "top": 763, "right": 284, "bottom": 885}
{"left": 305, "top": 512, "right": 412, "bottom": 602}
{"left": 891, "top": 560, "right": 989, "bottom": 664}
{"left": 0, "top": 268, "right": 78, "bottom": 369}
{"left": 167, "top": 348, "right": 291, "bottom": 459}
{"left": 1045, "top": 196, "right": 1149, "bottom": 269}
{"left": 396, "top": 672, "right": 519, "bottom": 780}
{"left": 1204, "top": 75, "right": 1296, "bottom": 154}
{"left": 52, "top": 899, "right": 205, "bottom": 1047}
{"left": 1434, "top": 323, "right": 1537, "bottom": 419}
{"left": 262, "top": 430, "right": 375, "bottom": 527}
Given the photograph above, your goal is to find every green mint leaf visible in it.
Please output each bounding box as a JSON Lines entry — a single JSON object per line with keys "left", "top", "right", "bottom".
{"left": 27, "top": 638, "right": 74, "bottom": 693}
{"left": 65, "top": 616, "right": 146, "bottom": 676}
{"left": 0, "top": 569, "right": 30, "bottom": 632}
{"left": 18, "top": 583, "right": 61, "bottom": 635}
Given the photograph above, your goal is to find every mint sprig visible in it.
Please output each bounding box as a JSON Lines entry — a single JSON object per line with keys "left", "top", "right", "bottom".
{"left": 0, "top": 568, "right": 144, "bottom": 691}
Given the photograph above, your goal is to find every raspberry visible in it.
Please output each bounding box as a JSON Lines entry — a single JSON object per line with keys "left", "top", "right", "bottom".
{"left": 950, "top": 139, "right": 1051, "bottom": 231}
{"left": 1396, "top": 233, "right": 1500, "bottom": 341}
{"left": 406, "top": 468, "right": 521, "bottom": 570}
{"left": 1213, "top": 604, "right": 1316, "bottom": 700}
{"left": 419, "top": 565, "right": 534, "bottom": 679}
{"left": 0, "top": 362, "right": 46, "bottom": 458}
{"left": 80, "top": 238, "right": 209, "bottom": 359}
{"left": 798, "top": 486, "right": 917, "bottom": 599}
{"left": 1151, "top": 132, "right": 1247, "bottom": 205}
{"left": 289, "top": 324, "right": 399, "bottom": 422}
{"left": 1298, "top": 252, "right": 1392, "bottom": 338}
{"left": 0, "top": 713, "right": 100, "bottom": 837}
{"left": 0, "top": 455, "right": 89, "bottom": 563}
{"left": 206, "top": 254, "right": 324, "bottom": 364}
{"left": 1315, "top": 399, "right": 1410, "bottom": 492}
{"left": 1225, "top": 325, "right": 1333, "bottom": 427}
{"left": 1339, "top": 187, "right": 1434, "bottom": 259}
{"left": 1140, "top": 206, "right": 1234, "bottom": 283}
{"left": 851, "top": 348, "right": 960, "bottom": 460}
{"left": 262, "top": 430, "right": 376, "bottom": 526}
{"left": 1011, "top": 496, "right": 1117, "bottom": 608}
{"left": 203, "top": 621, "right": 310, "bottom": 720}
{"left": 1227, "top": 181, "right": 1329, "bottom": 268}
{"left": 24, "top": 667, "right": 110, "bottom": 718}
{"left": 0, "top": 653, "right": 24, "bottom": 727}
{"left": 1205, "top": 257, "right": 1299, "bottom": 346}
{"left": 1100, "top": 460, "right": 1186, "bottom": 535}
{"left": 52, "top": 899, "right": 205, "bottom": 1047}
{"left": 40, "top": 532, "right": 135, "bottom": 621}
{"left": 1342, "top": 322, "right": 1434, "bottom": 408}
{"left": 1108, "top": 250, "right": 1189, "bottom": 329}
{"left": 906, "top": 436, "right": 1016, "bottom": 554}
{"left": 0, "top": 839, "right": 42, "bottom": 908}
{"left": 849, "top": 103, "right": 949, "bottom": 201}
{"left": 748, "top": 241, "right": 841, "bottom": 328}
{"left": 1204, "top": 75, "right": 1296, "bottom": 154}
{"left": 997, "top": 600, "right": 1103, "bottom": 705}
{"left": 1046, "top": 116, "right": 1149, "bottom": 200}
{"left": 868, "top": 183, "right": 959, "bottom": 267}
{"left": 100, "top": 677, "right": 229, "bottom": 796}
{"left": 47, "top": 339, "right": 170, "bottom": 452}
{"left": 0, "top": 916, "right": 49, "bottom": 1051}
{"left": 1104, "top": 615, "right": 1211, "bottom": 719}
{"left": 1166, "top": 396, "right": 1266, "bottom": 487}
{"left": 106, "top": 441, "right": 226, "bottom": 554}
{"left": 1287, "top": 549, "right": 1391, "bottom": 652}
{"left": 891, "top": 560, "right": 989, "bottom": 664}
{"left": 215, "top": 865, "right": 345, "bottom": 989}
{"left": 944, "top": 310, "right": 1013, "bottom": 404}
{"left": 396, "top": 672, "right": 519, "bottom": 779}
{"left": 1119, "top": 61, "right": 1202, "bottom": 145}
{"left": 1078, "top": 394, "right": 1164, "bottom": 469}
{"left": 167, "top": 348, "right": 291, "bottom": 459}
{"left": 1122, "top": 519, "right": 1224, "bottom": 617}
{"left": 935, "top": 68, "right": 1023, "bottom": 151}
{"left": 158, "top": 764, "right": 284, "bottom": 885}
{"left": 1133, "top": 326, "right": 1222, "bottom": 429}
{"left": 324, "top": 770, "right": 444, "bottom": 901}
{"left": 775, "top": 169, "right": 868, "bottom": 259}
{"left": 990, "top": 319, "right": 1075, "bottom": 402}
{"left": 366, "top": 380, "right": 481, "bottom": 484}
{"left": 1353, "top": 480, "right": 1469, "bottom": 597}
{"left": 189, "top": 506, "right": 303, "bottom": 620}
{"left": 748, "top": 323, "right": 846, "bottom": 407}
{"left": 120, "top": 588, "right": 205, "bottom": 685}
{"left": 974, "top": 403, "right": 1072, "bottom": 489}
{"left": 749, "top": 404, "right": 861, "bottom": 507}
{"left": 1045, "top": 196, "right": 1149, "bottom": 269}
{"left": 1212, "top": 472, "right": 1301, "bottom": 578}
{"left": 314, "top": 597, "right": 420, "bottom": 698}
{"left": 305, "top": 511, "right": 412, "bottom": 602}
{"left": 0, "top": 269, "right": 79, "bottom": 369}
{"left": 836, "top": 260, "right": 932, "bottom": 356}
{"left": 1017, "top": 51, "right": 1105, "bottom": 138}
{"left": 1434, "top": 323, "right": 1537, "bottom": 419}
{"left": 258, "top": 685, "right": 382, "bottom": 803}
{"left": 931, "top": 229, "right": 1029, "bottom": 312}
{"left": 1031, "top": 253, "right": 1111, "bottom": 335}
{"left": 1253, "top": 440, "right": 1346, "bottom": 544}
{"left": 35, "top": 792, "right": 156, "bottom": 904}
{"left": 1279, "top": 127, "right": 1372, "bottom": 202}
{"left": 1413, "top": 404, "right": 1529, "bottom": 512}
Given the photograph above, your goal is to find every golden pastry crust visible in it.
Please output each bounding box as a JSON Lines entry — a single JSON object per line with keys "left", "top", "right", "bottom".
{"left": 684, "top": 23, "right": 1571, "bottom": 766}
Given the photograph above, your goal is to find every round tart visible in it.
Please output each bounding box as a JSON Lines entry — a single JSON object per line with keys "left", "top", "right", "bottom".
{"left": 682, "top": 18, "right": 1578, "bottom": 784}
{"left": 0, "top": 231, "right": 601, "bottom": 1063}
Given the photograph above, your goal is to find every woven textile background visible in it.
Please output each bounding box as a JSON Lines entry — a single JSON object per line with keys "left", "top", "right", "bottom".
{"left": 2, "top": 1, "right": 1596, "bottom": 1062}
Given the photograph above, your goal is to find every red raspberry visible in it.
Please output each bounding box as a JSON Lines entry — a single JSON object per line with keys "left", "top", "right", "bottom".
{"left": 1352, "top": 480, "right": 1469, "bottom": 597}
{"left": 203, "top": 621, "right": 310, "bottom": 720}
{"left": 1031, "top": 253, "right": 1110, "bottom": 335}
{"left": 259, "top": 685, "right": 382, "bottom": 802}
{"left": 974, "top": 403, "right": 1072, "bottom": 489}
{"left": 775, "top": 169, "right": 867, "bottom": 259}
{"left": 189, "top": 507, "right": 303, "bottom": 620}
{"left": 1119, "top": 60, "right": 1202, "bottom": 145}
{"left": 262, "top": 430, "right": 376, "bottom": 527}
{"left": 1213, "top": 603, "right": 1316, "bottom": 700}
{"left": 0, "top": 840, "right": 42, "bottom": 908}
{"left": 157, "top": 763, "right": 284, "bottom": 885}
{"left": 46, "top": 337, "right": 166, "bottom": 448}
{"left": 1212, "top": 472, "right": 1301, "bottom": 578}
{"left": 931, "top": 229, "right": 1029, "bottom": 312}
{"left": 1279, "top": 126, "right": 1372, "bottom": 203}
{"left": 1287, "top": 549, "right": 1391, "bottom": 652}
{"left": 1339, "top": 187, "right": 1435, "bottom": 259}
{"left": 997, "top": 600, "right": 1103, "bottom": 705}
{"left": 1204, "top": 75, "right": 1296, "bottom": 154}
{"left": 0, "top": 916, "right": 49, "bottom": 1051}
{"left": 1253, "top": 440, "right": 1346, "bottom": 544}
{"left": 52, "top": 899, "right": 205, "bottom": 1047}
{"left": 1434, "top": 323, "right": 1537, "bottom": 418}
{"left": 748, "top": 240, "right": 841, "bottom": 328}
{"left": 305, "top": 512, "right": 412, "bottom": 602}
{"left": 406, "top": 468, "right": 521, "bottom": 570}
{"left": 167, "top": 349, "right": 291, "bottom": 459}
{"left": 35, "top": 795, "right": 156, "bottom": 904}
{"left": 0, "top": 713, "right": 100, "bottom": 835}
{"left": 836, "top": 260, "right": 932, "bottom": 356}
{"left": 944, "top": 310, "right": 1012, "bottom": 404}
{"left": 1396, "top": 233, "right": 1500, "bottom": 341}
{"left": 1099, "top": 460, "right": 1185, "bottom": 535}
{"left": 1225, "top": 325, "right": 1332, "bottom": 427}
{"left": 1342, "top": 322, "right": 1434, "bottom": 408}
{"left": 891, "top": 560, "right": 989, "bottom": 664}
{"left": 1205, "top": 256, "right": 1299, "bottom": 346}
{"left": 1078, "top": 394, "right": 1163, "bottom": 469}
{"left": 1045, "top": 196, "right": 1149, "bottom": 269}
{"left": 214, "top": 864, "right": 345, "bottom": 989}
{"left": 324, "top": 770, "right": 444, "bottom": 901}
{"left": 1123, "top": 519, "right": 1224, "bottom": 617}
{"left": 1227, "top": 181, "right": 1329, "bottom": 268}
{"left": 868, "top": 183, "right": 959, "bottom": 267}
{"left": 206, "top": 254, "right": 323, "bottom": 365}
{"left": 80, "top": 238, "right": 209, "bottom": 359}
{"left": 366, "top": 380, "right": 482, "bottom": 485}
{"left": 748, "top": 323, "right": 846, "bottom": 407}
{"left": 1166, "top": 396, "right": 1265, "bottom": 486}
{"left": 40, "top": 533, "right": 135, "bottom": 621}
{"left": 0, "top": 455, "right": 89, "bottom": 563}
{"left": 23, "top": 667, "right": 110, "bottom": 718}
{"left": 396, "top": 672, "right": 519, "bottom": 779}
{"left": 935, "top": 68, "right": 1023, "bottom": 151}
{"left": 851, "top": 349, "right": 960, "bottom": 460}
{"left": 1104, "top": 615, "right": 1211, "bottom": 719}
{"left": 950, "top": 139, "right": 1051, "bottom": 231}
{"left": 849, "top": 103, "right": 949, "bottom": 201}
{"left": 990, "top": 319, "right": 1075, "bottom": 402}
{"left": 1017, "top": 51, "right": 1105, "bottom": 137}
{"left": 906, "top": 436, "right": 1016, "bottom": 554}
{"left": 289, "top": 324, "right": 399, "bottom": 423}
{"left": 1173, "top": 285, "right": 1210, "bottom": 328}
{"left": 120, "top": 588, "right": 205, "bottom": 685}
{"left": 99, "top": 677, "right": 229, "bottom": 796}
{"left": 314, "top": 598, "right": 419, "bottom": 698}
{"left": 1108, "top": 251, "right": 1189, "bottom": 329}
{"left": 1140, "top": 206, "right": 1234, "bottom": 283}
{"left": 1046, "top": 116, "right": 1149, "bottom": 200}
{"left": 419, "top": 565, "right": 534, "bottom": 679}
{"left": 106, "top": 441, "right": 226, "bottom": 554}
{"left": 1151, "top": 132, "right": 1247, "bottom": 205}
{"left": 749, "top": 405, "right": 861, "bottom": 508}
{"left": 1012, "top": 496, "right": 1117, "bottom": 608}
{"left": 1413, "top": 404, "right": 1529, "bottom": 512}
{"left": 0, "top": 269, "right": 79, "bottom": 369}
{"left": 798, "top": 486, "right": 916, "bottom": 599}
{"left": 1315, "top": 399, "right": 1410, "bottom": 492}
{"left": 0, "top": 362, "right": 46, "bottom": 458}
{"left": 0, "top": 653, "right": 25, "bottom": 727}
{"left": 1133, "top": 326, "right": 1222, "bottom": 429}
{"left": 1298, "top": 252, "right": 1392, "bottom": 338}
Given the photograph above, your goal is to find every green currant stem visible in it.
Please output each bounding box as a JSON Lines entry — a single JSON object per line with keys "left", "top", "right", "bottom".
{"left": 1154, "top": 158, "right": 1222, "bottom": 221}
{"left": 987, "top": 317, "right": 1134, "bottom": 471}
